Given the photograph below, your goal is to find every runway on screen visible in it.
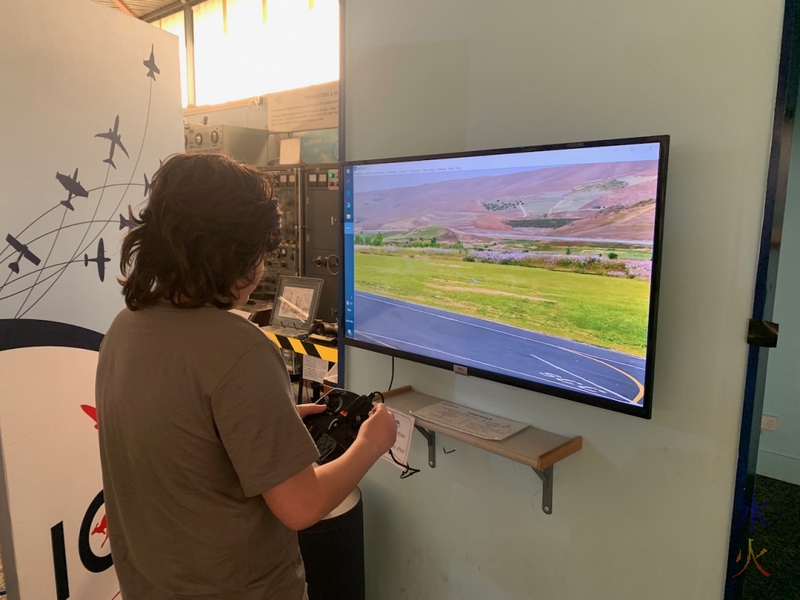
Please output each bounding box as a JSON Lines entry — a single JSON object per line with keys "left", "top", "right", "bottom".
{"left": 352, "top": 291, "right": 646, "bottom": 405}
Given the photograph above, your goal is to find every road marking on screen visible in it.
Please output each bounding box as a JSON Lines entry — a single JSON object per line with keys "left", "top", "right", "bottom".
{"left": 359, "top": 331, "right": 396, "bottom": 349}
{"left": 541, "top": 372, "right": 604, "bottom": 396}
{"left": 358, "top": 331, "right": 560, "bottom": 384}
{"left": 354, "top": 292, "right": 646, "bottom": 403}
{"left": 554, "top": 347, "right": 645, "bottom": 404}
{"left": 355, "top": 292, "right": 647, "bottom": 365}
{"left": 531, "top": 338, "right": 646, "bottom": 371}
{"left": 529, "top": 353, "right": 631, "bottom": 403}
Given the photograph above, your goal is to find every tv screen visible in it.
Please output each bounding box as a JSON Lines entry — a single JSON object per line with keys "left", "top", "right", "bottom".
{"left": 341, "top": 136, "right": 668, "bottom": 418}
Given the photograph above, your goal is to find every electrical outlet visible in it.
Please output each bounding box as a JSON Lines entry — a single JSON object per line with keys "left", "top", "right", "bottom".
{"left": 762, "top": 415, "right": 779, "bottom": 431}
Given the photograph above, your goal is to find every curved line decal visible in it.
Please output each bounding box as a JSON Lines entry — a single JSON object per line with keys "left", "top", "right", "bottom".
{"left": 0, "top": 319, "right": 103, "bottom": 352}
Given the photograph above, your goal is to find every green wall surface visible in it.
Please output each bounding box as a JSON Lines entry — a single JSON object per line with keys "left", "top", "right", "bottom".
{"left": 344, "top": 1, "right": 785, "bottom": 599}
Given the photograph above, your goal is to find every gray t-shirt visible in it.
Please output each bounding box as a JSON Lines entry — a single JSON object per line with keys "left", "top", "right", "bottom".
{"left": 96, "top": 303, "right": 319, "bottom": 600}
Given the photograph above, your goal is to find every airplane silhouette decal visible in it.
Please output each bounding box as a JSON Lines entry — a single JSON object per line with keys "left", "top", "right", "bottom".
{"left": 56, "top": 168, "right": 89, "bottom": 211}
{"left": 6, "top": 234, "right": 41, "bottom": 274}
{"left": 95, "top": 115, "right": 129, "bottom": 169}
{"left": 1, "top": 43, "right": 168, "bottom": 319}
{"left": 84, "top": 238, "right": 111, "bottom": 282}
{"left": 119, "top": 213, "right": 136, "bottom": 230}
{"left": 144, "top": 44, "right": 160, "bottom": 81}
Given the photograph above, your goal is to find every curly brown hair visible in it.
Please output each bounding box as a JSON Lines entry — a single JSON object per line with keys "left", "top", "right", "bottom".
{"left": 120, "top": 152, "right": 280, "bottom": 311}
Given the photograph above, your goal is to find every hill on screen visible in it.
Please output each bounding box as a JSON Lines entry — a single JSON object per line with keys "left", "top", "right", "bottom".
{"left": 355, "top": 161, "right": 659, "bottom": 243}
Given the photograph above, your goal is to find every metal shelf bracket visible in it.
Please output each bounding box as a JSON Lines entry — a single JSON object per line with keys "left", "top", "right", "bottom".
{"left": 414, "top": 425, "right": 436, "bottom": 468}
{"left": 532, "top": 466, "right": 554, "bottom": 515}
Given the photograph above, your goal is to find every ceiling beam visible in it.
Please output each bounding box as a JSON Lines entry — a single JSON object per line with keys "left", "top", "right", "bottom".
{"left": 142, "top": 0, "right": 207, "bottom": 23}
{"left": 111, "top": 0, "right": 138, "bottom": 18}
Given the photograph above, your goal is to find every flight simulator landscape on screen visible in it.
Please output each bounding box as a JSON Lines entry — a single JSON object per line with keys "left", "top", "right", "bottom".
{"left": 343, "top": 142, "right": 662, "bottom": 408}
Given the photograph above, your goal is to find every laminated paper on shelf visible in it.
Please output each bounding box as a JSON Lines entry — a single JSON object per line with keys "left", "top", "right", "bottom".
{"left": 410, "top": 401, "right": 528, "bottom": 441}
{"left": 384, "top": 386, "right": 581, "bottom": 472}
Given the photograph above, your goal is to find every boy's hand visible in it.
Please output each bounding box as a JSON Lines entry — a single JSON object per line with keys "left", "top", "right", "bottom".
{"left": 357, "top": 403, "right": 397, "bottom": 457}
{"left": 297, "top": 403, "right": 327, "bottom": 419}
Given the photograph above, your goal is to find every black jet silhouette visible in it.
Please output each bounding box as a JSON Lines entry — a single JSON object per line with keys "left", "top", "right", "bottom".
{"left": 95, "top": 115, "right": 129, "bottom": 169}
{"left": 144, "top": 45, "right": 159, "bottom": 81}
{"left": 56, "top": 168, "right": 88, "bottom": 211}
{"left": 6, "top": 234, "right": 41, "bottom": 274}
{"left": 118, "top": 214, "right": 136, "bottom": 230}
{"left": 84, "top": 238, "right": 111, "bottom": 282}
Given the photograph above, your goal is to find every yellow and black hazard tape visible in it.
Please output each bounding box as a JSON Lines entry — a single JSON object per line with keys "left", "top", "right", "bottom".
{"left": 261, "top": 331, "right": 338, "bottom": 363}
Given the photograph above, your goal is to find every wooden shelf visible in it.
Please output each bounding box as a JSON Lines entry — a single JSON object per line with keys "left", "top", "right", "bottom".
{"left": 382, "top": 386, "right": 582, "bottom": 514}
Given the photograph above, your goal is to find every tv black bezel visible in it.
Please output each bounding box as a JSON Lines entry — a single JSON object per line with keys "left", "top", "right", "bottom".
{"left": 339, "top": 134, "right": 669, "bottom": 419}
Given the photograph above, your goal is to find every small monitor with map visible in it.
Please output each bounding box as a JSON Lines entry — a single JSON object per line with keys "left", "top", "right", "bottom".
{"left": 341, "top": 136, "right": 669, "bottom": 418}
{"left": 269, "top": 276, "right": 323, "bottom": 332}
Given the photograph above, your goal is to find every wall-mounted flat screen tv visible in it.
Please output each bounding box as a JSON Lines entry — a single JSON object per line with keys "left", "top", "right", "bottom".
{"left": 341, "top": 136, "right": 668, "bottom": 418}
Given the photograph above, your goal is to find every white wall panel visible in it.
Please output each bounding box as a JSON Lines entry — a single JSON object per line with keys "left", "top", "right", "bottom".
{"left": 344, "top": 1, "right": 784, "bottom": 598}
{"left": 0, "top": 0, "right": 183, "bottom": 597}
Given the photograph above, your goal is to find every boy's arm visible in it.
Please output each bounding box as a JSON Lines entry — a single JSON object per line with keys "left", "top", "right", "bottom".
{"left": 262, "top": 403, "right": 397, "bottom": 530}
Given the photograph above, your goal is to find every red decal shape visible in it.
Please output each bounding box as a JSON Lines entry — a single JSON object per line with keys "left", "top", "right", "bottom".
{"left": 91, "top": 514, "right": 109, "bottom": 548}
{"left": 81, "top": 405, "right": 99, "bottom": 430}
